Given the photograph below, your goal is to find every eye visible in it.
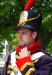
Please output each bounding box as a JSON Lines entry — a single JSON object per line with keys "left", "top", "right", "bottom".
{"left": 18, "top": 31, "right": 26, "bottom": 35}
{"left": 22, "top": 31, "right": 26, "bottom": 35}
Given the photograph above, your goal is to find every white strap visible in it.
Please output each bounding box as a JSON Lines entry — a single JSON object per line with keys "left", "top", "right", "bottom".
{"left": 31, "top": 52, "right": 45, "bottom": 61}
{"left": 11, "top": 51, "right": 45, "bottom": 75}
{"left": 11, "top": 51, "right": 22, "bottom": 75}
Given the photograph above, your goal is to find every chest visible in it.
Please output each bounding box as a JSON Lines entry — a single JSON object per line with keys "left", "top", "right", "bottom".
{"left": 7, "top": 51, "right": 45, "bottom": 75}
{"left": 7, "top": 51, "right": 22, "bottom": 75}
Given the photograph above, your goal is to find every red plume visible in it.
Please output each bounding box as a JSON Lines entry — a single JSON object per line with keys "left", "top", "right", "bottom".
{"left": 24, "top": 0, "right": 36, "bottom": 11}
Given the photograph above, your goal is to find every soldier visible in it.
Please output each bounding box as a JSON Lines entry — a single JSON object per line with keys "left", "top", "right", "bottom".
{"left": 1, "top": 9, "right": 52, "bottom": 75}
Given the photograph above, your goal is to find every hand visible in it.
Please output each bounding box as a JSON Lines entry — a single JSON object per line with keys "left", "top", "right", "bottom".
{"left": 19, "top": 47, "right": 31, "bottom": 58}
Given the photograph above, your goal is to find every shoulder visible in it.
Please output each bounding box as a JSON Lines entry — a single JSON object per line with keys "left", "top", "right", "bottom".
{"left": 31, "top": 51, "right": 45, "bottom": 61}
{"left": 40, "top": 53, "right": 52, "bottom": 63}
{"left": 35, "top": 52, "right": 52, "bottom": 66}
{"left": 32, "top": 52, "right": 52, "bottom": 71}
{"left": 31, "top": 51, "right": 52, "bottom": 65}
{"left": 40, "top": 51, "right": 52, "bottom": 62}
{"left": 11, "top": 51, "right": 16, "bottom": 55}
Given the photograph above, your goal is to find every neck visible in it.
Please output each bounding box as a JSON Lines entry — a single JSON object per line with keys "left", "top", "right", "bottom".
{"left": 16, "top": 40, "right": 41, "bottom": 54}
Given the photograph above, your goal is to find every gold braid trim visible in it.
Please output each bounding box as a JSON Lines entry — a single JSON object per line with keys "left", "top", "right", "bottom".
{"left": 20, "top": 62, "right": 34, "bottom": 71}
{"left": 17, "top": 14, "right": 40, "bottom": 27}
{"left": 7, "top": 70, "right": 12, "bottom": 74}
{"left": 25, "top": 67, "right": 36, "bottom": 75}
{"left": 16, "top": 55, "right": 21, "bottom": 59}
{"left": 7, "top": 64, "right": 12, "bottom": 74}
{"left": 33, "top": 58, "right": 39, "bottom": 64}
{"left": 8, "top": 65, "right": 12, "bottom": 68}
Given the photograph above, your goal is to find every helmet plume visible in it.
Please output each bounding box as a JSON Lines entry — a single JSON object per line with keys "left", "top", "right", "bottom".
{"left": 24, "top": 0, "right": 36, "bottom": 11}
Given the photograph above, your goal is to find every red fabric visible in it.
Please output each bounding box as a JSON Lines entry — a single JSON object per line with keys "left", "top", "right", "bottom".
{"left": 16, "top": 45, "right": 22, "bottom": 52}
{"left": 16, "top": 56, "right": 32, "bottom": 69}
{"left": 24, "top": 0, "right": 36, "bottom": 11}
{"left": 28, "top": 40, "right": 41, "bottom": 54}
{"left": 16, "top": 40, "right": 41, "bottom": 69}
{"left": 16, "top": 40, "right": 41, "bottom": 54}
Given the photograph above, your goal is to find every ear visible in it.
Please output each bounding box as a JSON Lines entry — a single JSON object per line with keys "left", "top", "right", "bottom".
{"left": 32, "top": 31, "right": 37, "bottom": 39}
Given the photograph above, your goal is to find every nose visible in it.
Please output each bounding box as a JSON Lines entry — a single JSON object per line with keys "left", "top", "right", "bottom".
{"left": 18, "top": 34, "right": 22, "bottom": 41}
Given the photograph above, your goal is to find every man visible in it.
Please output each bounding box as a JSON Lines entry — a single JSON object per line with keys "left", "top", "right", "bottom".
{"left": 1, "top": 9, "right": 52, "bottom": 75}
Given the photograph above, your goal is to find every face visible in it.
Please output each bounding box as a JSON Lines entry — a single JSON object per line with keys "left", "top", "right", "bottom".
{"left": 18, "top": 28, "right": 37, "bottom": 47}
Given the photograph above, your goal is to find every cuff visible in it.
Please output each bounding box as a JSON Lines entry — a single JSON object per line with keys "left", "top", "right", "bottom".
{"left": 16, "top": 56, "right": 32, "bottom": 69}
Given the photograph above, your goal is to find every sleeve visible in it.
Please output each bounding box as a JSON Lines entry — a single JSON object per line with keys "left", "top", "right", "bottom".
{"left": 1, "top": 67, "right": 5, "bottom": 75}
{"left": 16, "top": 55, "right": 52, "bottom": 75}
{"left": 1, "top": 54, "right": 11, "bottom": 75}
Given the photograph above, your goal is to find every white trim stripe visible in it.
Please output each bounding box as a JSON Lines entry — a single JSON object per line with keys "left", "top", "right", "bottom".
{"left": 31, "top": 52, "right": 45, "bottom": 61}
{"left": 11, "top": 51, "right": 22, "bottom": 75}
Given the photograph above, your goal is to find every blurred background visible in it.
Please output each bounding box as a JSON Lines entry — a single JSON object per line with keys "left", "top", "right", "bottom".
{"left": 0, "top": 0, "right": 52, "bottom": 74}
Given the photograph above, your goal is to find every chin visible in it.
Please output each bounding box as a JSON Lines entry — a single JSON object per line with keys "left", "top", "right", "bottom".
{"left": 20, "top": 42, "right": 29, "bottom": 47}
{"left": 20, "top": 43, "right": 25, "bottom": 46}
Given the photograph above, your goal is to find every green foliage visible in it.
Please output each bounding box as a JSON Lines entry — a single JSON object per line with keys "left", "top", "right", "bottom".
{"left": 46, "top": 39, "right": 52, "bottom": 54}
{"left": 0, "top": 27, "right": 19, "bottom": 52}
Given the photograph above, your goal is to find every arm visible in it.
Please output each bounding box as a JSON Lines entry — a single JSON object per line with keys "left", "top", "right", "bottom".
{"left": 1, "top": 54, "right": 11, "bottom": 75}
{"left": 16, "top": 48, "right": 52, "bottom": 75}
{"left": 30, "top": 55, "right": 52, "bottom": 75}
